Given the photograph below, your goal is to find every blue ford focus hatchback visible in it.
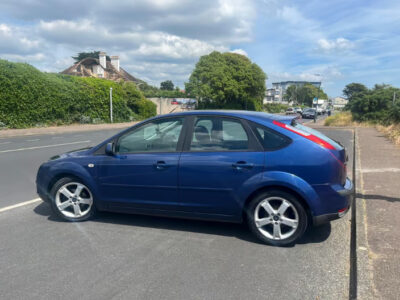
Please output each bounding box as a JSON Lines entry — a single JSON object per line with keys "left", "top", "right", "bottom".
{"left": 36, "top": 111, "right": 353, "bottom": 246}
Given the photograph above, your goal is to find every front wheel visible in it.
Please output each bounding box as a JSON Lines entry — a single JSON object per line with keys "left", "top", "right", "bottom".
{"left": 50, "top": 177, "right": 96, "bottom": 222}
{"left": 246, "top": 190, "right": 308, "bottom": 246}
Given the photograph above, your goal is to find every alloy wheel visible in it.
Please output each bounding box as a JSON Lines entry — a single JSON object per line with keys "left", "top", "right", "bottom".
{"left": 55, "top": 182, "right": 93, "bottom": 219}
{"left": 254, "top": 196, "right": 299, "bottom": 240}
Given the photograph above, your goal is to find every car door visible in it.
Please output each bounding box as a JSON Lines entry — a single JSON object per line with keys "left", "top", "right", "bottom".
{"left": 178, "top": 116, "right": 264, "bottom": 217}
{"left": 97, "top": 116, "right": 186, "bottom": 211}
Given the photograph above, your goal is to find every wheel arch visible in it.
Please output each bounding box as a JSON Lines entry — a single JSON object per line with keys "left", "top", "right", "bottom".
{"left": 242, "top": 185, "right": 313, "bottom": 224}
{"left": 47, "top": 172, "right": 84, "bottom": 194}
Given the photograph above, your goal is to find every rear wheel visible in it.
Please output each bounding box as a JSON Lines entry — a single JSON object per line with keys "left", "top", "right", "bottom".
{"left": 50, "top": 177, "right": 96, "bottom": 222}
{"left": 246, "top": 190, "right": 308, "bottom": 246}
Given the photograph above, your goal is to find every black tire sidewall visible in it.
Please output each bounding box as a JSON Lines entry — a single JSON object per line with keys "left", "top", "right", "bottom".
{"left": 50, "top": 177, "right": 96, "bottom": 222}
{"left": 246, "top": 190, "right": 308, "bottom": 246}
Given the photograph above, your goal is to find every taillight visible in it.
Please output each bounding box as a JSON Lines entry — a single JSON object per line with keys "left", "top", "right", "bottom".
{"left": 273, "top": 120, "right": 335, "bottom": 150}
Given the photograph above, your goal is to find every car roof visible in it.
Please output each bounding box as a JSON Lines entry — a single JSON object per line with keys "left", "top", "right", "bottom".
{"left": 152, "top": 110, "right": 296, "bottom": 124}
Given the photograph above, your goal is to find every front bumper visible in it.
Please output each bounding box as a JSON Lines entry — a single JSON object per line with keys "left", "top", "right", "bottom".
{"left": 313, "top": 177, "right": 354, "bottom": 226}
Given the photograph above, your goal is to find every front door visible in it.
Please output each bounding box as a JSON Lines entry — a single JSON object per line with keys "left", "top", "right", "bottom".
{"left": 179, "top": 116, "right": 264, "bottom": 217}
{"left": 97, "top": 116, "right": 185, "bottom": 211}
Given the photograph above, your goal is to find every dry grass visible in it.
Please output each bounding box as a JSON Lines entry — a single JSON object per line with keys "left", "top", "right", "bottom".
{"left": 324, "top": 111, "right": 356, "bottom": 127}
{"left": 376, "top": 123, "right": 400, "bottom": 146}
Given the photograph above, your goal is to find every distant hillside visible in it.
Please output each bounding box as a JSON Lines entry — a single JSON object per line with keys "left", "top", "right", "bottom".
{"left": 0, "top": 59, "right": 156, "bottom": 128}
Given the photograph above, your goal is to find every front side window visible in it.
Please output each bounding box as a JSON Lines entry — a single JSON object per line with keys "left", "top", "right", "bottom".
{"left": 117, "top": 117, "right": 184, "bottom": 153}
{"left": 190, "top": 117, "right": 249, "bottom": 151}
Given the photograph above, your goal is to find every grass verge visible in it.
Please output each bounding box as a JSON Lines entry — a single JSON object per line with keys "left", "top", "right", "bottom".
{"left": 324, "top": 111, "right": 356, "bottom": 127}
{"left": 376, "top": 124, "right": 400, "bottom": 146}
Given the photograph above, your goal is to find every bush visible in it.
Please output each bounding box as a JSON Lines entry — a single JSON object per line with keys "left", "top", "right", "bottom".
{"left": 345, "top": 83, "right": 400, "bottom": 125}
{"left": 263, "top": 103, "right": 289, "bottom": 113}
{"left": 0, "top": 59, "right": 156, "bottom": 128}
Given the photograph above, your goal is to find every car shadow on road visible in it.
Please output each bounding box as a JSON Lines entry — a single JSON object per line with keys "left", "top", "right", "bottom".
{"left": 356, "top": 193, "right": 400, "bottom": 202}
{"left": 33, "top": 202, "right": 331, "bottom": 246}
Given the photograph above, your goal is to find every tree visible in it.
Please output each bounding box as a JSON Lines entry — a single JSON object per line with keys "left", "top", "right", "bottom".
{"left": 185, "top": 51, "right": 266, "bottom": 111}
{"left": 343, "top": 83, "right": 368, "bottom": 101}
{"left": 284, "top": 83, "right": 327, "bottom": 106}
{"left": 72, "top": 51, "right": 110, "bottom": 62}
{"left": 284, "top": 85, "right": 298, "bottom": 103}
{"left": 160, "top": 80, "right": 174, "bottom": 91}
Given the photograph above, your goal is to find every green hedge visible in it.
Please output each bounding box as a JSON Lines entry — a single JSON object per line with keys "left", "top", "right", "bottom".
{"left": 263, "top": 103, "right": 289, "bottom": 113}
{"left": 0, "top": 59, "right": 156, "bottom": 128}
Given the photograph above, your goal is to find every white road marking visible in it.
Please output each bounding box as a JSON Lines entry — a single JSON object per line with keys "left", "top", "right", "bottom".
{"left": 0, "top": 198, "right": 41, "bottom": 213}
{"left": 358, "top": 168, "right": 400, "bottom": 173}
{"left": 27, "top": 139, "right": 40, "bottom": 142}
{"left": 0, "top": 140, "right": 91, "bottom": 154}
{"left": 0, "top": 141, "right": 11, "bottom": 145}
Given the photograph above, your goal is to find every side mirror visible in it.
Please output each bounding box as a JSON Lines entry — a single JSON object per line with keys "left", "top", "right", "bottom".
{"left": 105, "top": 142, "right": 114, "bottom": 156}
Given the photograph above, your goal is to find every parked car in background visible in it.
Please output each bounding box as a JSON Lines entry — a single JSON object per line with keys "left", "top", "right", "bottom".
{"left": 171, "top": 100, "right": 179, "bottom": 105}
{"left": 302, "top": 108, "right": 317, "bottom": 119}
{"left": 36, "top": 110, "right": 353, "bottom": 246}
{"left": 294, "top": 107, "right": 302, "bottom": 114}
{"left": 285, "top": 108, "right": 296, "bottom": 115}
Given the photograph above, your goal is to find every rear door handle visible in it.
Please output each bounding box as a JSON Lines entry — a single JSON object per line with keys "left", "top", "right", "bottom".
{"left": 154, "top": 161, "right": 170, "bottom": 170}
{"left": 232, "top": 161, "right": 254, "bottom": 170}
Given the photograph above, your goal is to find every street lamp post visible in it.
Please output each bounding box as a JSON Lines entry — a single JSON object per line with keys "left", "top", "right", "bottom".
{"left": 110, "top": 87, "right": 113, "bottom": 123}
{"left": 314, "top": 74, "right": 322, "bottom": 123}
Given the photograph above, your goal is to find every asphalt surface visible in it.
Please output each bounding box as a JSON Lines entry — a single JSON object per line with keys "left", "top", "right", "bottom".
{"left": 0, "top": 122, "right": 354, "bottom": 300}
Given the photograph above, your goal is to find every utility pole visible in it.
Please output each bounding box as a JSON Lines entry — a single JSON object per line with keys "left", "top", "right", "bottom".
{"left": 110, "top": 87, "right": 113, "bottom": 123}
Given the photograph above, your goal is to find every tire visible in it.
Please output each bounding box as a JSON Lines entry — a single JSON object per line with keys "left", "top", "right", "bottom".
{"left": 50, "top": 177, "right": 96, "bottom": 222}
{"left": 246, "top": 190, "right": 308, "bottom": 246}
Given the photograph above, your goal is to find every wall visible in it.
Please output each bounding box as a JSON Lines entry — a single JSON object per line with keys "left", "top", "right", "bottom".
{"left": 147, "top": 98, "right": 187, "bottom": 115}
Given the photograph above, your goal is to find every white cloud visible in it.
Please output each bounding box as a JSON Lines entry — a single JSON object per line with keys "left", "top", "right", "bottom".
{"left": 0, "top": 23, "right": 41, "bottom": 55}
{"left": 230, "top": 49, "right": 248, "bottom": 57}
{"left": 317, "top": 38, "right": 355, "bottom": 52}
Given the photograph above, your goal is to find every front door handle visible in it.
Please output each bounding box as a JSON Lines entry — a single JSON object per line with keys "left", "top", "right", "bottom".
{"left": 154, "top": 161, "right": 170, "bottom": 170}
{"left": 232, "top": 161, "right": 254, "bottom": 170}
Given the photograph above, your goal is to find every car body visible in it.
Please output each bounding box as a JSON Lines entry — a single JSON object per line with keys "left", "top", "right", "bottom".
{"left": 294, "top": 107, "right": 302, "bottom": 114}
{"left": 285, "top": 108, "right": 296, "bottom": 115}
{"left": 171, "top": 100, "right": 179, "bottom": 105}
{"left": 302, "top": 108, "right": 317, "bottom": 119}
{"left": 36, "top": 110, "right": 353, "bottom": 246}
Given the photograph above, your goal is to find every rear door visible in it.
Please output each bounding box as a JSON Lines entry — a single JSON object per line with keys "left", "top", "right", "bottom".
{"left": 178, "top": 116, "right": 264, "bottom": 217}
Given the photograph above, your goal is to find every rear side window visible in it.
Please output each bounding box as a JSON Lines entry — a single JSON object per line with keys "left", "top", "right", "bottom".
{"left": 190, "top": 117, "right": 249, "bottom": 151}
{"left": 253, "top": 125, "right": 291, "bottom": 150}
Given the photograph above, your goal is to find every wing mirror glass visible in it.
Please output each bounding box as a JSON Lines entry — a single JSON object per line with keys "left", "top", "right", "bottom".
{"left": 105, "top": 142, "right": 114, "bottom": 156}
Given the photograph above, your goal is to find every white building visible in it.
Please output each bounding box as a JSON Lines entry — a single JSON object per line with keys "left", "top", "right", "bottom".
{"left": 264, "top": 81, "right": 322, "bottom": 104}
{"left": 332, "top": 97, "right": 348, "bottom": 109}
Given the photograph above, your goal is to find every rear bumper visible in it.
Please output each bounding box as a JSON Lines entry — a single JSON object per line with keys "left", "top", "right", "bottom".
{"left": 313, "top": 177, "right": 354, "bottom": 226}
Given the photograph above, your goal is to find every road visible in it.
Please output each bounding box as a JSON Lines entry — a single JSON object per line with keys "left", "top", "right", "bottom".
{"left": 0, "top": 124, "right": 353, "bottom": 299}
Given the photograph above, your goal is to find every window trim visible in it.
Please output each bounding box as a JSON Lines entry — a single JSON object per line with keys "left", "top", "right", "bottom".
{"left": 248, "top": 120, "right": 292, "bottom": 151}
{"left": 113, "top": 116, "right": 189, "bottom": 155}
{"left": 182, "top": 115, "right": 263, "bottom": 153}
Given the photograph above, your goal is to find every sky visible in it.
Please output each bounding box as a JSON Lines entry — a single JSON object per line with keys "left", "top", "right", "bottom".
{"left": 0, "top": 0, "right": 399, "bottom": 97}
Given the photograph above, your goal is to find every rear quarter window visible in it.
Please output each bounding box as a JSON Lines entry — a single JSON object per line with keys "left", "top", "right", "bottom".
{"left": 252, "top": 123, "right": 291, "bottom": 151}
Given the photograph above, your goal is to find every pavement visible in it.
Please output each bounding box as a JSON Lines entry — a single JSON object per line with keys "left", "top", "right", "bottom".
{"left": 0, "top": 122, "right": 354, "bottom": 299}
{"left": 355, "top": 127, "right": 400, "bottom": 300}
{"left": 0, "top": 122, "right": 137, "bottom": 138}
